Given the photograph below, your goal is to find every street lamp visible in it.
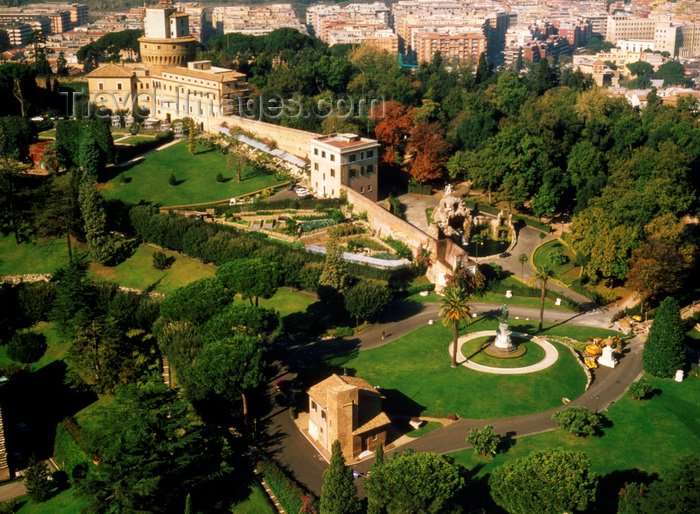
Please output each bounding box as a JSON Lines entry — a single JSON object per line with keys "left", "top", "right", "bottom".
{"left": 595, "top": 395, "right": 600, "bottom": 414}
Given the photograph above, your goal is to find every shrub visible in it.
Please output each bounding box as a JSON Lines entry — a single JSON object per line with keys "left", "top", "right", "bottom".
{"left": 332, "top": 326, "right": 354, "bottom": 338}
{"left": 404, "top": 283, "right": 435, "bottom": 296}
{"left": 53, "top": 418, "right": 91, "bottom": 479}
{"left": 347, "top": 237, "right": 385, "bottom": 252}
{"left": 153, "top": 251, "right": 176, "bottom": 270}
{"left": 629, "top": 381, "right": 652, "bottom": 401}
{"left": 215, "top": 172, "right": 224, "bottom": 183}
{"left": 168, "top": 173, "right": 177, "bottom": 186}
{"left": 552, "top": 407, "right": 601, "bottom": 437}
{"left": 388, "top": 194, "right": 402, "bottom": 217}
{"left": 299, "top": 219, "right": 337, "bottom": 233}
{"left": 408, "top": 183, "right": 432, "bottom": 195}
{"left": 7, "top": 331, "right": 47, "bottom": 363}
{"left": 382, "top": 236, "right": 413, "bottom": 259}
{"left": 467, "top": 424, "right": 499, "bottom": 457}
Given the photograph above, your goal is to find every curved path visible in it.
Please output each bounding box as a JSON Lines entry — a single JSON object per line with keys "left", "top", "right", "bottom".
{"left": 456, "top": 331, "right": 559, "bottom": 374}
{"left": 258, "top": 300, "right": 644, "bottom": 496}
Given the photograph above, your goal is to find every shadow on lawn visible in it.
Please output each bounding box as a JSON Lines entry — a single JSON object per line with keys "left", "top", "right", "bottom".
{"left": 593, "top": 468, "right": 658, "bottom": 512}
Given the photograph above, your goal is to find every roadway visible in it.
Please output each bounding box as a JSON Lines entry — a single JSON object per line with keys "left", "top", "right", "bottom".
{"left": 257, "top": 300, "right": 644, "bottom": 496}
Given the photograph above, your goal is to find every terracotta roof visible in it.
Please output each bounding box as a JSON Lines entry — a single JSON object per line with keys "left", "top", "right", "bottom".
{"left": 86, "top": 63, "right": 134, "bottom": 79}
{"left": 307, "top": 374, "right": 380, "bottom": 409}
{"left": 352, "top": 412, "right": 391, "bottom": 435}
{"left": 161, "top": 66, "right": 245, "bottom": 83}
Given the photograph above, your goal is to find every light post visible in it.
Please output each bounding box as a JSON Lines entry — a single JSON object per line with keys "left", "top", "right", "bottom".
{"left": 595, "top": 395, "right": 600, "bottom": 414}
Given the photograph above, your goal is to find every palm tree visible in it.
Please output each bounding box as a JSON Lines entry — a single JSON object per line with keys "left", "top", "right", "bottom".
{"left": 518, "top": 253, "right": 528, "bottom": 281}
{"left": 439, "top": 286, "right": 474, "bottom": 368}
{"left": 530, "top": 265, "right": 555, "bottom": 332}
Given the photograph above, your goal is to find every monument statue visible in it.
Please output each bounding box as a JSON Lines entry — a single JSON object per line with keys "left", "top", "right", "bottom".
{"left": 490, "top": 303, "right": 516, "bottom": 354}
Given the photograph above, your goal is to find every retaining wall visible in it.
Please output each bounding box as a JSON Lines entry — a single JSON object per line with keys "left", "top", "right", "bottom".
{"left": 221, "top": 115, "right": 318, "bottom": 159}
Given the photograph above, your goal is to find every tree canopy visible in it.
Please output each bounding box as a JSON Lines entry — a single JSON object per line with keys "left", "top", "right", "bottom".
{"left": 489, "top": 449, "right": 598, "bottom": 514}
{"left": 642, "top": 296, "right": 685, "bottom": 378}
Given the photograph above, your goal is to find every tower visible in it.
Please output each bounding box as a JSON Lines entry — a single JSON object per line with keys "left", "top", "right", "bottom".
{"left": 139, "top": 0, "right": 196, "bottom": 72}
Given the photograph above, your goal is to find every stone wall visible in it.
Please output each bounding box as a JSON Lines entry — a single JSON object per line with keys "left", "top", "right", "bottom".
{"left": 221, "top": 115, "right": 318, "bottom": 159}
{"left": 344, "top": 187, "right": 433, "bottom": 256}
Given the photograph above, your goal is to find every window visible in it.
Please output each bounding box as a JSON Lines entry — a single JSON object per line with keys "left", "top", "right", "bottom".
{"left": 360, "top": 152, "right": 364, "bottom": 160}
{"left": 360, "top": 186, "right": 364, "bottom": 193}
{"left": 323, "top": 173, "right": 325, "bottom": 180}
{"left": 361, "top": 166, "right": 365, "bottom": 175}
{"left": 320, "top": 426, "right": 324, "bottom": 434}
{"left": 367, "top": 149, "right": 374, "bottom": 158}
{"left": 331, "top": 154, "right": 335, "bottom": 162}
{"left": 321, "top": 410, "right": 327, "bottom": 420}
{"left": 117, "top": 96, "right": 123, "bottom": 103}
{"left": 311, "top": 401, "right": 317, "bottom": 411}
{"left": 332, "top": 189, "right": 334, "bottom": 196}
{"left": 330, "top": 169, "right": 335, "bottom": 177}
{"left": 349, "top": 153, "right": 356, "bottom": 162}
{"left": 368, "top": 184, "right": 372, "bottom": 191}
{"left": 314, "top": 163, "right": 319, "bottom": 171}
{"left": 322, "top": 151, "right": 326, "bottom": 158}
{"left": 349, "top": 169, "right": 356, "bottom": 179}
{"left": 367, "top": 164, "right": 373, "bottom": 174}
{"left": 97, "top": 82, "right": 104, "bottom": 90}
{"left": 372, "top": 433, "right": 377, "bottom": 441}
{"left": 314, "top": 148, "right": 318, "bottom": 155}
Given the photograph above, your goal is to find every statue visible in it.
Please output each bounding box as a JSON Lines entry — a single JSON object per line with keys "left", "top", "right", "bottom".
{"left": 444, "top": 183, "right": 452, "bottom": 196}
{"left": 490, "top": 303, "right": 516, "bottom": 353}
{"left": 500, "top": 304, "right": 509, "bottom": 324}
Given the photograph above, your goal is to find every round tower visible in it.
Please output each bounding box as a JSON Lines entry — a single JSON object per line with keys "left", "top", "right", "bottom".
{"left": 139, "top": 0, "right": 196, "bottom": 72}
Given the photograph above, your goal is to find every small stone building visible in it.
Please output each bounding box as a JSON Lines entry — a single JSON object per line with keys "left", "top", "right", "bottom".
{"left": 307, "top": 374, "right": 390, "bottom": 461}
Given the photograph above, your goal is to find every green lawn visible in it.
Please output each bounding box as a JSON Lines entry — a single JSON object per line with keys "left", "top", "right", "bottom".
{"left": 37, "top": 129, "right": 56, "bottom": 140}
{"left": 449, "top": 372, "right": 700, "bottom": 509}
{"left": 89, "top": 244, "right": 215, "bottom": 294}
{"left": 254, "top": 288, "right": 318, "bottom": 319}
{"left": 17, "top": 488, "right": 88, "bottom": 513}
{"left": 407, "top": 291, "right": 572, "bottom": 313}
{"left": 533, "top": 239, "right": 581, "bottom": 286}
{"left": 115, "top": 135, "right": 156, "bottom": 145}
{"left": 0, "top": 234, "right": 214, "bottom": 294}
{"left": 231, "top": 484, "right": 276, "bottom": 513}
{"left": 0, "top": 234, "right": 73, "bottom": 276}
{"left": 0, "top": 322, "right": 65, "bottom": 373}
{"left": 466, "top": 337, "right": 545, "bottom": 368}
{"left": 100, "top": 141, "right": 285, "bottom": 207}
{"left": 322, "top": 319, "right": 616, "bottom": 419}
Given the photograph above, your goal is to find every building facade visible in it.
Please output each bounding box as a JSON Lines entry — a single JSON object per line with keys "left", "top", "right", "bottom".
{"left": 309, "top": 133, "right": 379, "bottom": 202}
{"left": 307, "top": 374, "right": 390, "bottom": 461}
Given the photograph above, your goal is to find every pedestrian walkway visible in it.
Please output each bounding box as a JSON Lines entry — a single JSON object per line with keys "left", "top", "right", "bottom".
{"left": 456, "top": 331, "right": 558, "bottom": 374}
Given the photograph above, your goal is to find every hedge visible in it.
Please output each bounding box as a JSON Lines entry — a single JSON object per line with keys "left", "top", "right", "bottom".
{"left": 256, "top": 454, "right": 318, "bottom": 513}
{"left": 53, "top": 417, "right": 91, "bottom": 478}
{"left": 125, "top": 204, "right": 414, "bottom": 289}
{"left": 388, "top": 195, "right": 402, "bottom": 217}
{"left": 328, "top": 223, "right": 364, "bottom": 238}
{"left": 404, "top": 283, "right": 435, "bottom": 296}
{"left": 408, "top": 183, "right": 432, "bottom": 195}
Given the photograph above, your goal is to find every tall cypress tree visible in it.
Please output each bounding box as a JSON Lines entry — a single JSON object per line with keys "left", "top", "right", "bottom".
{"left": 79, "top": 178, "right": 116, "bottom": 265}
{"left": 320, "top": 440, "right": 361, "bottom": 514}
{"left": 642, "top": 297, "right": 685, "bottom": 378}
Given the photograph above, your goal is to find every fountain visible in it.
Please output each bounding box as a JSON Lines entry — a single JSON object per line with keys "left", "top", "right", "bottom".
{"left": 487, "top": 304, "right": 519, "bottom": 356}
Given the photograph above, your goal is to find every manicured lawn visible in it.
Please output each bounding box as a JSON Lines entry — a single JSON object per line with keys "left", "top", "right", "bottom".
{"left": 17, "top": 488, "right": 88, "bottom": 513}
{"left": 100, "top": 141, "right": 285, "bottom": 207}
{"left": 466, "top": 336, "right": 545, "bottom": 368}
{"left": 533, "top": 239, "right": 581, "bottom": 286}
{"left": 324, "top": 318, "right": 616, "bottom": 419}
{"left": 407, "top": 291, "right": 572, "bottom": 313}
{"left": 89, "top": 244, "right": 215, "bottom": 294}
{"left": 230, "top": 484, "right": 276, "bottom": 513}
{"left": 0, "top": 322, "right": 65, "bottom": 372}
{"left": 449, "top": 372, "right": 700, "bottom": 509}
{"left": 37, "top": 129, "right": 56, "bottom": 140}
{"left": 115, "top": 135, "right": 156, "bottom": 145}
{"left": 0, "top": 234, "right": 73, "bottom": 276}
{"left": 255, "top": 288, "right": 318, "bottom": 319}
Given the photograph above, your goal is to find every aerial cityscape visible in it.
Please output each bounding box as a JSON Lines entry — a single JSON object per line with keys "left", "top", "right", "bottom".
{"left": 0, "top": 0, "right": 698, "bottom": 512}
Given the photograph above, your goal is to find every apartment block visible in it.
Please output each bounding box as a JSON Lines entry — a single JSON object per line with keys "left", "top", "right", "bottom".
{"left": 414, "top": 26, "right": 487, "bottom": 64}
{"left": 0, "top": 22, "right": 32, "bottom": 47}
{"left": 307, "top": 3, "right": 390, "bottom": 41}
{"left": 211, "top": 5, "right": 306, "bottom": 36}
{"left": 310, "top": 133, "right": 379, "bottom": 202}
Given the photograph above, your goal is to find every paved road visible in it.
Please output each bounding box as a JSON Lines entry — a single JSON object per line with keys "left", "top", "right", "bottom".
{"left": 258, "top": 299, "right": 642, "bottom": 496}
{"left": 0, "top": 480, "right": 25, "bottom": 502}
